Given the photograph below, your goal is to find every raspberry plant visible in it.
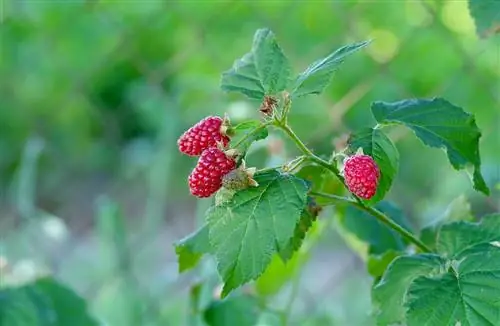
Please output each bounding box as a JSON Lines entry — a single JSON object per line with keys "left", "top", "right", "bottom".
{"left": 175, "top": 28, "right": 499, "bottom": 326}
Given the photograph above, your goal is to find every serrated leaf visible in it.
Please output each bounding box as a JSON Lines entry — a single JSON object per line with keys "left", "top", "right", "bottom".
{"left": 230, "top": 120, "right": 269, "bottom": 154}
{"left": 367, "top": 250, "right": 401, "bottom": 279}
{"left": 203, "top": 294, "right": 261, "bottom": 326}
{"left": 406, "top": 250, "right": 500, "bottom": 326}
{"left": 175, "top": 224, "right": 210, "bottom": 273}
{"left": 371, "top": 98, "right": 489, "bottom": 195}
{"left": 221, "top": 28, "right": 291, "bottom": 99}
{"left": 372, "top": 254, "right": 447, "bottom": 325}
{"left": 0, "top": 277, "right": 99, "bottom": 326}
{"left": 348, "top": 128, "right": 399, "bottom": 204}
{"left": 292, "top": 40, "right": 370, "bottom": 97}
{"left": 339, "top": 201, "right": 412, "bottom": 255}
{"left": 207, "top": 171, "right": 309, "bottom": 297}
{"left": 437, "top": 213, "right": 500, "bottom": 258}
{"left": 468, "top": 0, "right": 500, "bottom": 38}
{"left": 255, "top": 254, "right": 301, "bottom": 297}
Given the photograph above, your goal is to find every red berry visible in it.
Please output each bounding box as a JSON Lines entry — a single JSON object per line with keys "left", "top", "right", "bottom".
{"left": 177, "top": 116, "right": 230, "bottom": 156}
{"left": 188, "top": 148, "right": 236, "bottom": 198}
{"left": 343, "top": 154, "right": 380, "bottom": 199}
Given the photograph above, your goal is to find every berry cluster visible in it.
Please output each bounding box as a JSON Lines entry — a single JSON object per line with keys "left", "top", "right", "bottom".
{"left": 343, "top": 154, "right": 380, "bottom": 200}
{"left": 178, "top": 116, "right": 236, "bottom": 198}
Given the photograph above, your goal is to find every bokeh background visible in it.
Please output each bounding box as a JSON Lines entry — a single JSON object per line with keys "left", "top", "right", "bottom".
{"left": 1, "top": 1, "right": 499, "bottom": 325}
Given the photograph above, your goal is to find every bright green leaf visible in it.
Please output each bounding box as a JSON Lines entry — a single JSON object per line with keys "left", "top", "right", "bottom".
{"left": 437, "top": 213, "right": 500, "bottom": 258}
{"left": 339, "top": 201, "right": 412, "bottom": 255}
{"left": 367, "top": 250, "right": 401, "bottom": 279}
{"left": 207, "top": 171, "right": 309, "bottom": 297}
{"left": 292, "top": 40, "right": 370, "bottom": 97}
{"left": 348, "top": 128, "right": 399, "bottom": 203}
{"left": 221, "top": 28, "right": 291, "bottom": 99}
{"left": 204, "top": 294, "right": 261, "bottom": 326}
{"left": 406, "top": 250, "right": 500, "bottom": 326}
{"left": 175, "top": 224, "right": 210, "bottom": 273}
{"left": 255, "top": 254, "right": 301, "bottom": 297}
{"left": 230, "top": 120, "right": 269, "bottom": 154}
{"left": 372, "top": 254, "right": 446, "bottom": 325}
{"left": 0, "top": 277, "right": 99, "bottom": 326}
{"left": 468, "top": 0, "right": 500, "bottom": 38}
{"left": 279, "top": 198, "right": 317, "bottom": 262}
{"left": 371, "top": 98, "right": 489, "bottom": 195}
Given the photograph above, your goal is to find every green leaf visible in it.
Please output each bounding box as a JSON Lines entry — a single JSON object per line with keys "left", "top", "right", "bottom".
{"left": 468, "top": 0, "right": 500, "bottom": 38}
{"left": 372, "top": 254, "right": 447, "bottom": 325}
{"left": 204, "top": 294, "right": 261, "bottom": 326}
{"left": 339, "top": 201, "right": 412, "bottom": 255}
{"left": 255, "top": 254, "right": 301, "bottom": 297}
{"left": 230, "top": 120, "right": 269, "bottom": 154}
{"left": 348, "top": 128, "right": 399, "bottom": 203}
{"left": 406, "top": 250, "right": 500, "bottom": 326}
{"left": 221, "top": 53, "right": 265, "bottom": 100}
{"left": 371, "top": 98, "right": 490, "bottom": 195}
{"left": 221, "top": 28, "right": 291, "bottom": 99}
{"left": 291, "top": 40, "right": 370, "bottom": 97}
{"left": 207, "top": 170, "right": 309, "bottom": 297}
{"left": 278, "top": 197, "right": 317, "bottom": 262}
{"left": 175, "top": 224, "right": 210, "bottom": 273}
{"left": 0, "top": 277, "right": 99, "bottom": 326}
{"left": 419, "top": 195, "right": 474, "bottom": 251}
{"left": 295, "top": 165, "right": 343, "bottom": 205}
{"left": 367, "top": 250, "right": 401, "bottom": 279}
{"left": 436, "top": 213, "right": 500, "bottom": 258}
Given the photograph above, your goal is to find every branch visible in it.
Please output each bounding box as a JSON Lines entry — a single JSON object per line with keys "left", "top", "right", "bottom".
{"left": 310, "top": 191, "right": 432, "bottom": 253}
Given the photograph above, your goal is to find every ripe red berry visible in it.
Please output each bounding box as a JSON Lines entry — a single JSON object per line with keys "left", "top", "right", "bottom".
{"left": 177, "top": 116, "right": 230, "bottom": 156}
{"left": 343, "top": 154, "right": 380, "bottom": 199}
{"left": 188, "top": 148, "right": 236, "bottom": 198}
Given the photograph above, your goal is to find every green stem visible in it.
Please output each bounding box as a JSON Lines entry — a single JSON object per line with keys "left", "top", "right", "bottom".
{"left": 310, "top": 191, "right": 432, "bottom": 253}
{"left": 273, "top": 121, "right": 432, "bottom": 253}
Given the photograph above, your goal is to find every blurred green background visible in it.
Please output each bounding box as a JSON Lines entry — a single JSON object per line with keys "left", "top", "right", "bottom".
{"left": 1, "top": 1, "right": 499, "bottom": 325}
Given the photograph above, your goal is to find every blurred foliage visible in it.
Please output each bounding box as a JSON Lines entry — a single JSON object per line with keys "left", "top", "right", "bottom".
{"left": 1, "top": 1, "right": 499, "bottom": 325}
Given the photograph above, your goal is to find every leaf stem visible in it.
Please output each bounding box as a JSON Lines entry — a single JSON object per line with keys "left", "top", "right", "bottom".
{"left": 310, "top": 191, "right": 432, "bottom": 253}
{"left": 273, "top": 121, "right": 432, "bottom": 253}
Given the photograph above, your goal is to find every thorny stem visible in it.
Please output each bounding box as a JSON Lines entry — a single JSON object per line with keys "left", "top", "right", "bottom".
{"left": 273, "top": 120, "right": 432, "bottom": 253}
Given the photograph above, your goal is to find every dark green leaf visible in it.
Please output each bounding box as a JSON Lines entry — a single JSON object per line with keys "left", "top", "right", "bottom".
{"left": 251, "top": 28, "right": 291, "bottom": 94}
{"left": 0, "top": 277, "right": 99, "bottom": 326}
{"left": 221, "top": 28, "right": 291, "bottom": 99}
{"left": 292, "top": 40, "right": 370, "bottom": 97}
{"left": 204, "top": 294, "right": 261, "bottom": 326}
{"left": 371, "top": 98, "right": 489, "bottom": 195}
{"left": 367, "top": 250, "right": 401, "bottom": 279}
{"left": 436, "top": 213, "right": 500, "bottom": 258}
{"left": 406, "top": 250, "right": 500, "bottom": 326}
{"left": 175, "top": 224, "right": 210, "bottom": 273}
{"left": 372, "top": 254, "right": 446, "bottom": 325}
{"left": 348, "top": 128, "right": 399, "bottom": 203}
{"left": 230, "top": 120, "right": 269, "bottom": 154}
{"left": 340, "top": 201, "right": 412, "bottom": 255}
{"left": 221, "top": 53, "right": 265, "bottom": 100}
{"left": 207, "top": 170, "right": 309, "bottom": 297}
{"left": 468, "top": 0, "right": 500, "bottom": 38}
